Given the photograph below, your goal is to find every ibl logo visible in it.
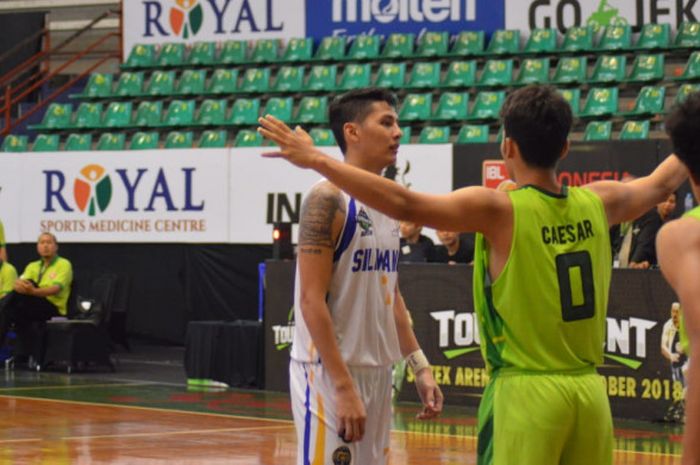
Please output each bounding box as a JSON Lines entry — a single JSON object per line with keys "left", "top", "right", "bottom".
{"left": 332, "top": 0, "right": 476, "bottom": 23}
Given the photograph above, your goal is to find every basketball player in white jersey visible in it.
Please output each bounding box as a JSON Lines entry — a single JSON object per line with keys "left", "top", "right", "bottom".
{"left": 284, "top": 88, "right": 443, "bottom": 465}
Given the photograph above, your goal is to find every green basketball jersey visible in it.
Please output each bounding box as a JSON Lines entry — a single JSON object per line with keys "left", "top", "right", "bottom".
{"left": 473, "top": 185, "right": 611, "bottom": 373}
{"left": 679, "top": 205, "right": 700, "bottom": 352}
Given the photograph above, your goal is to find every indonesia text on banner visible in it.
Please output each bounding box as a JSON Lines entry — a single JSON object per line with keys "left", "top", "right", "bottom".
{"left": 19, "top": 149, "right": 229, "bottom": 243}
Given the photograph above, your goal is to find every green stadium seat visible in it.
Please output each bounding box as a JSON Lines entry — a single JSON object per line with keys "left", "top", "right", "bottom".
{"left": 96, "top": 132, "right": 126, "bottom": 150}
{"left": 262, "top": 97, "right": 293, "bottom": 123}
{"left": 399, "top": 126, "right": 411, "bottom": 144}
{"left": 196, "top": 99, "right": 227, "bottom": 126}
{"left": 282, "top": 38, "right": 313, "bottom": 62}
{"left": 619, "top": 120, "right": 650, "bottom": 140}
{"left": 294, "top": 96, "right": 328, "bottom": 124}
{"left": 309, "top": 128, "right": 336, "bottom": 146}
{"left": 625, "top": 54, "right": 664, "bottom": 83}
{"left": 228, "top": 98, "right": 260, "bottom": 125}
{"left": 144, "top": 70, "right": 176, "bottom": 96}
{"left": 449, "top": 31, "right": 484, "bottom": 56}
{"left": 250, "top": 39, "right": 281, "bottom": 63}
{"left": 374, "top": 62, "right": 406, "bottom": 88}
{"left": 382, "top": 33, "right": 415, "bottom": 58}
{"left": 596, "top": 25, "right": 632, "bottom": 51}
{"left": 272, "top": 66, "right": 305, "bottom": 92}
{"left": 346, "top": 35, "right": 380, "bottom": 60}
{"left": 558, "top": 88, "right": 581, "bottom": 116}
{"left": 101, "top": 101, "right": 132, "bottom": 128}
{"left": 187, "top": 41, "right": 215, "bottom": 66}
{"left": 552, "top": 56, "right": 587, "bottom": 84}
{"left": 456, "top": 124, "right": 489, "bottom": 143}
{"left": 31, "top": 103, "right": 72, "bottom": 130}
{"left": 559, "top": 26, "right": 594, "bottom": 52}
{"left": 1, "top": 134, "right": 28, "bottom": 152}
{"left": 583, "top": 121, "right": 612, "bottom": 141}
{"left": 77, "top": 73, "right": 113, "bottom": 98}
{"left": 133, "top": 101, "right": 162, "bottom": 127}
{"left": 157, "top": 43, "right": 185, "bottom": 67}
{"left": 419, "top": 126, "right": 450, "bottom": 144}
{"left": 129, "top": 131, "right": 159, "bottom": 150}
{"left": 407, "top": 62, "right": 440, "bottom": 89}
{"left": 619, "top": 86, "right": 665, "bottom": 117}
{"left": 634, "top": 23, "right": 670, "bottom": 50}
{"left": 675, "top": 83, "right": 700, "bottom": 105}
{"left": 219, "top": 40, "right": 248, "bottom": 64}
{"left": 207, "top": 68, "right": 239, "bottom": 94}
{"left": 124, "top": 44, "right": 156, "bottom": 68}
{"left": 580, "top": 87, "right": 618, "bottom": 118}
{"left": 234, "top": 129, "right": 264, "bottom": 147}
{"left": 198, "top": 130, "right": 228, "bottom": 148}
{"left": 441, "top": 60, "right": 477, "bottom": 87}
{"left": 431, "top": 92, "right": 468, "bottom": 121}
{"left": 161, "top": 99, "right": 196, "bottom": 126}
{"left": 467, "top": 90, "right": 506, "bottom": 121}
{"left": 338, "top": 63, "right": 371, "bottom": 90}
{"left": 476, "top": 59, "right": 513, "bottom": 87}
{"left": 73, "top": 102, "right": 103, "bottom": 128}
{"left": 176, "top": 69, "right": 206, "bottom": 95}
{"left": 484, "top": 29, "right": 519, "bottom": 55}
{"left": 673, "top": 51, "right": 700, "bottom": 81}
{"left": 673, "top": 22, "right": 700, "bottom": 49}
{"left": 32, "top": 133, "right": 60, "bottom": 152}
{"left": 523, "top": 28, "right": 557, "bottom": 54}
{"left": 415, "top": 31, "right": 449, "bottom": 57}
{"left": 587, "top": 55, "right": 626, "bottom": 84}
{"left": 113, "top": 71, "right": 144, "bottom": 97}
{"left": 314, "top": 36, "right": 346, "bottom": 61}
{"left": 514, "top": 58, "right": 549, "bottom": 85}
{"left": 64, "top": 133, "right": 92, "bottom": 151}
{"left": 164, "top": 130, "right": 193, "bottom": 148}
{"left": 305, "top": 64, "right": 337, "bottom": 91}
{"left": 399, "top": 93, "right": 432, "bottom": 121}
{"left": 239, "top": 67, "right": 271, "bottom": 93}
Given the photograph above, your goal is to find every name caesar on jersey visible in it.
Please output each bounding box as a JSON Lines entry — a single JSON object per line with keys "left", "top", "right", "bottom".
{"left": 541, "top": 219, "right": 595, "bottom": 245}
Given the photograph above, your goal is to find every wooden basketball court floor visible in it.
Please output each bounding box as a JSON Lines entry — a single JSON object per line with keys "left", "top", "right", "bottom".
{"left": 0, "top": 370, "right": 684, "bottom": 464}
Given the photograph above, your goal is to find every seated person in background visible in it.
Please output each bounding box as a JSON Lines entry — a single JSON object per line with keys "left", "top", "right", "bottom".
{"left": 0, "top": 218, "right": 7, "bottom": 262}
{"left": 611, "top": 192, "right": 677, "bottom": 269}
{"left": 0, "top": 233, "right": 73, "bottom": 347}
{"left": 432, "top": 230, "right": 475, "bottom": 265}
{"left": 0, "top": 258, "right": 17, "bottom": 299}
{"left": 399, "top": 221, "right": 434, "bottom": 262}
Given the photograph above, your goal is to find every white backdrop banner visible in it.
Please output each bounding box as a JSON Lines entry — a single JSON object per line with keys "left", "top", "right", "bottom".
{"left": 505, "top": 0, "right": 699, "bottom": 36}
{"left": 0, "top": 155, "right": 22, "bottom": 244}
{"left": 122, "top": 0, "right": 306, "bottom": 60}
{"left": 229, "top": 144, "right": 454, "bottom": 244}
{"left": 18, "top": 150, "right": 229, "bottom": 243}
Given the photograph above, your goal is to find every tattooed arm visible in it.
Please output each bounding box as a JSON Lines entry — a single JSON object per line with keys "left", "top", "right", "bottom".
{"left": 297, "top": 181, "right": 367, "bottom": 443}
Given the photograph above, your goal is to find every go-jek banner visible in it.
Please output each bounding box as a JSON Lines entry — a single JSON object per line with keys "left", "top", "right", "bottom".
{"left": 0, "top": 155, "right": 22, "bottom": 244}
{"left": 229, "top": 144, "right": 453, "bottom": 244}
{"left": 505, "top": 0, "right": 699, "bottom": 36}
{"left": 17, "top": 150, "right": 229, "bottom": 243}
{"left": 122, "top": 0, "right": 306, "bottom": 60}
{"left": 305, "top": 0, "right": 504, "bottom": 39}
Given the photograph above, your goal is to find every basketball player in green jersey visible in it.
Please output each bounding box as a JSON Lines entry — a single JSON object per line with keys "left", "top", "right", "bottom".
{"left": 656, "top": 92, "right": 700, "bottom": 465}
{"left": 258, "top": 84, "right": 688, "bottom": 465}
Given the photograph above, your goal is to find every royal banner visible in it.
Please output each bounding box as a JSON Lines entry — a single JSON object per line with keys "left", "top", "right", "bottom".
{"left": 18, "top": 149, "right": 230, "bottom": 243}
{"left": 0, "top": 155, "right": 22, "bottom": 244}
{"left": 122, "top": 0, "right": 306, "bottom": 60}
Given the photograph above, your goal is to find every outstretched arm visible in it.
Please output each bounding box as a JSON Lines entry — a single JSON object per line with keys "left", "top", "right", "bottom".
{"left": 586, "top": 154, "right": 687, "bottom": 226}
{"left": 258, "top": 116, "right": 510, "bottom": 237}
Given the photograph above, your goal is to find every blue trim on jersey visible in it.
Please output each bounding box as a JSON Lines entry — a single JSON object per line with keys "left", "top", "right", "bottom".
{"left": 303, "top": 367, "right": 311, "bottom": 465}
{"left": 333, "top": 198, "right": 356, "bottom": 262}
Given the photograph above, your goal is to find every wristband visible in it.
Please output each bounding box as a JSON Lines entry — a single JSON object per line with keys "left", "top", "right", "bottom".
{"left": 406, "top": 349, "right": 430, "bottom": 374}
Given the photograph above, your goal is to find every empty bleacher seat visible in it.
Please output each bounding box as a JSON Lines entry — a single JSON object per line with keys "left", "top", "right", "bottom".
{"left": 583, "top": 121, "right": 613, "bottom": 141}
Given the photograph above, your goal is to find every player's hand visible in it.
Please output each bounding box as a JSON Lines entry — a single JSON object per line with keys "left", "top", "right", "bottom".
{"left": 671, "top": 353, "right": 680, "bottom": 363}
{"left": 258, "top": 115, "right": 322, "bottom": 169}
{"left": 334, "top": 383, "right": 367, "bottom": 443}
{"left": 414, "top": 367, "right": 443, "bottom": 420}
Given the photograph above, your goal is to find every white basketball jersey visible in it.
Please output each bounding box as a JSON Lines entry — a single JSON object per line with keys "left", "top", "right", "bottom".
{"left": 291, "top": 190, "right": 403, "bottom": 367}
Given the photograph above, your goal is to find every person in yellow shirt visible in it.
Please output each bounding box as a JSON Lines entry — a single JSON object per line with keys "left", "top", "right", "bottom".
{"left": 0, "top": 219, "right": 8, "bottom": 262}
{"left": 0, "top": 258, "right": 17, "bottom": 299}
{"left": 0, "top": 232, "right": 72, "bottom": 347}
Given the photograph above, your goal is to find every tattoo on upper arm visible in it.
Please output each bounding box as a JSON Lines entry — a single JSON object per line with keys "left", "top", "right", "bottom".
{"left": 299, "top": 184, "right": 345, "bottom": 249}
